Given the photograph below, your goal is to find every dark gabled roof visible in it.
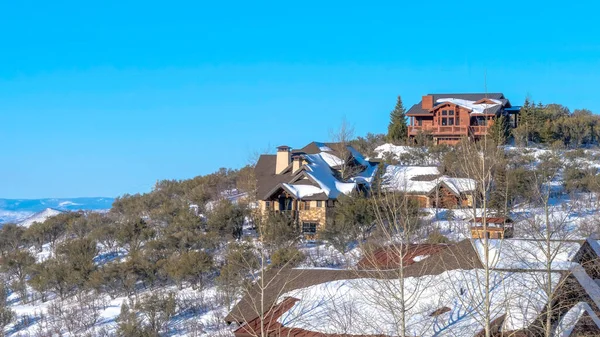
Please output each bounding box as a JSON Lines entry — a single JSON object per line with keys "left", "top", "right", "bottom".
{"left": 294, "top": 141, "right": 347, "bottom": 160}
{"left": 406, "top": 103, "right": 431, "bottom": 116}
{"left": 470, "top": 217, "right": 513, "bottom": 224}
{"left": 225, "top": 268, "right": 362, "bottom": 324}
{"left": 407, "top": 93, "right": 510, "bottom": 116}
{"left": 356, "top": 244, "right": 450, "bottom": 270}
{"left": 255, "top": 154, "right": 294, "bottom": 200}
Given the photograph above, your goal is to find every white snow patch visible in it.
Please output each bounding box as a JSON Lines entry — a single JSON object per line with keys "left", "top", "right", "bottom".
{"left": 374, "top": 144, "right": 413, "bottom": 159}
{"left": 17, "top": 208, "right": 63, "bottom": 228}
{"left": 436, "top": 98, "right": 502, "bottom": 114}
{"left": 474, "top": 239, "right": 581, "bottom": 271}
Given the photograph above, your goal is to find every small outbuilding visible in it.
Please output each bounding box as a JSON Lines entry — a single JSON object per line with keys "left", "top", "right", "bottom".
{"left": 469, "top": 216, "right": 514, "bottom": 239}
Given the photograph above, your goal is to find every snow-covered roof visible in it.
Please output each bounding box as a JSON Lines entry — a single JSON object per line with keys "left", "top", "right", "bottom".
{"left": 436, "top": 98, "right": 502, "bottom": 114}
{"left": 277, "top": 269, "right": 561, "bottom": 336}
{"left": 554, "top": 302, "right": 600, "bottom": 337}
{"left": 301, "top": 153, "right": 363, "bottom": 199}
{"left": 571, "top": 265, "right": 600, "bottom": 310}
{"left": 263, "top": 144, "right": 379, "bottom": 200}
{"left": 382, "top": 165, "right": 476, "bottom": 195}
{"left": 474, "top": 239, "right": 581, "bottom": 271}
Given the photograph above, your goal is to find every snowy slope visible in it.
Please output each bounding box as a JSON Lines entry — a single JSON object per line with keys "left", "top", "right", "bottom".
{"left": 17, "top": 208, "right": 64, "bottom": 228}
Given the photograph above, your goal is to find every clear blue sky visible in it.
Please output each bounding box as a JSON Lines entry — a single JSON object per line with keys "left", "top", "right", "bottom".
{"left": 2, "top": 1, "right": 599, "bottom": 199}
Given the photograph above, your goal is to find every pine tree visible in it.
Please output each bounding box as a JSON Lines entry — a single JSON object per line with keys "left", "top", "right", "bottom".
{"left": 0, "top": 282, "right": 14, "bottom": 334}
{"left": 488, "top": 115, "right": 510, "bottom": 145}
{"left": 387, "top": 95, "right": 408, "bottom": 144}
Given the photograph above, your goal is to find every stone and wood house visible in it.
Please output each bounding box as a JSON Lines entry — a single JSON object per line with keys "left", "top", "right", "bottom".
{"left": 381, "top": 165, "right": 477, "bottom": 208}
{"left": 255, "top": 142, "right": 379, "bottom": 235}
{"left": 406, "top": 93, "right": 521, "bottom": 145}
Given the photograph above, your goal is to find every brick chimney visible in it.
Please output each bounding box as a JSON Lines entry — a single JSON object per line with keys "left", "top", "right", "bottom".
{"left": 276, "top": 145, "right": 291, "bottom": 174}
{"left": 422, "top": 95, "right": 434, "bottom": 110}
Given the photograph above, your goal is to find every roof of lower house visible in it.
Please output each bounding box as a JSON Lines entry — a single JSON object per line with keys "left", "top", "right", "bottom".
{"left": 255, "top": 142, "right": 379, "bottom": 201}
{"left": 356, "top": 243, "right": 450, "bottom": 270}
{"left": 227, "top": 236, "right": 600, "bottom": 336}
{"left": 470, "top": 216, "right": 513, "bottom": 224}
{"left": 407, "top": 93, "right": 510, "bottom": 116}
{"left": 225, "top": 239, "right": 482, "bottom": 325}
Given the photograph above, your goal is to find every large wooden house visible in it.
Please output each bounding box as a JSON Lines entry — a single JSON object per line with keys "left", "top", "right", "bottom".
{"left": 406, "top": 93, "right": 520, "bottom": 145}
{"left": 255, "top": 142, "right": 378, "bottom": 236}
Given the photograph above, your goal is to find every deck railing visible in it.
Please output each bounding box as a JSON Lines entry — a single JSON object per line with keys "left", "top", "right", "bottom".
{"left": 409, "top": 125, "right": 489, "bottom": 136}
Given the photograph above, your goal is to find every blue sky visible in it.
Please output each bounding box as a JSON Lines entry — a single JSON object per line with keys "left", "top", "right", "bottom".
{"left": 1, "top": 1, "right": 599, "bottom": 199}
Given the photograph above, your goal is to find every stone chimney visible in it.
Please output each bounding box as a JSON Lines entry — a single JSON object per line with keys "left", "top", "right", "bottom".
{"left": 422, "top": 95, "right": 434, "bottom": 110}
{"left": 292, "top": 154, "right": 302, "bottom": 173}
{"left": 276, "top": 145, "right": 291, "bottom": 174}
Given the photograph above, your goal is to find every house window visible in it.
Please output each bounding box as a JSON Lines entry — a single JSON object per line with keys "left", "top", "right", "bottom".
{"left": 300, "top": 201, "right": 310, "bottom": 210}
{"left": 417, "top": 119, "right": 422, "bottom": 126}
{"left": 448, "top": 118, "right": 454, "bottom": 126}
{"left": 449, "top": 110, "right": 454, "bottom": 115}
{"left": 456, "top": 117, "right": 460, "bottom": 125}
{"left": 317, "top": 201, "right": 323, "bottom": 207}
{"left": 441, "top": 118, "right": 447, "bottom": 126}
{"left": 442, "top": 110, "right": 448, "bottom": 116}
{"left": 302, "top": 222, "right": 318, "bottom": 234}
{"left": 265, "top": 201, "right": 271, "bottom": 209}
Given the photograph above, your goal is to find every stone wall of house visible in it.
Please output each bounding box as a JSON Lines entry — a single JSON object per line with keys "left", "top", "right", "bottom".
{"left": 298, "top": 201, "right": 327, "bottom": 227}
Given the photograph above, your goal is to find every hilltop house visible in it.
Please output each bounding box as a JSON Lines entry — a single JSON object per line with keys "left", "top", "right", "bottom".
{"left": 406, "top": 93, "right": 520, "bottom": 145}
{"left": 255, "top": 142, "right": 378, "bottom": 235}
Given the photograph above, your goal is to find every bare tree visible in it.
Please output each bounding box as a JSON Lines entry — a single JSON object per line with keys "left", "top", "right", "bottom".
{"left": 329, "top": 117, "right": 363, "bottom": 180}
{"left": 451, "top": 135, "right": 507, "bottom": 337}
{"left": 352, "top": 182, "right": 438, "bottom": 336}
{"left": 515, "top": 148, "right": 584, "bottom": 336}
{"left": 222, "top": 209, "right": 307, "bottom": 337}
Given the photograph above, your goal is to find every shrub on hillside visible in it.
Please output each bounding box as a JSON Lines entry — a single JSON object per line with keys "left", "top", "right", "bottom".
{"left": 426, "top": 229, "right": 449, "bottom": 244}
{"left": 270, "top": 247, "right": 305, "bottom": 268}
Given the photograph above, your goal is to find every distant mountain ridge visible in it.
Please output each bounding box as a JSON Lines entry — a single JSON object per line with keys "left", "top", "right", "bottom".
{"left": 0, "top": 197, "right": 114, "bottom": 225}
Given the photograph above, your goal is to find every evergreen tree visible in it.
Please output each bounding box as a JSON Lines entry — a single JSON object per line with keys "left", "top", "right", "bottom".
{"left": 488, "top": 115, "right": 510, "bottom": 145}
{"left": 387, "top": 95, "right": 408, "bottom": 144}
{"left": 0, "top": 282, "right": 14, "bottom": 335}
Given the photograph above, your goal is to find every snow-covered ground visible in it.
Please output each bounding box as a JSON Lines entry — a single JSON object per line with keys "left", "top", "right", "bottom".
{"left": 3, "top": 240, "right": 235, "bottom": 337}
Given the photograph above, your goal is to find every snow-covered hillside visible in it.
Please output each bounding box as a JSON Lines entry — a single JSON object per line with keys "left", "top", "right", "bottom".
{"left": 0, "top": 197, "right": 113, "bottom": 225}
{"left": 17, "top": 208, "right": 64, "bottom": 228}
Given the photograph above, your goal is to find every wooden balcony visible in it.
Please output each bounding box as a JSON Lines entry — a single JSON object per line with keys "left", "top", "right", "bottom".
{"left": 469, "top": 126, "right": 489, "bottom": 136}
{"left": 408, "top": 125, "right": 489, "bottom": 137}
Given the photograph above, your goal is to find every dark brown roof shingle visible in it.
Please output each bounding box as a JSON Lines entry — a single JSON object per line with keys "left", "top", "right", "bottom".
{"left": 406, "top": 93, "right": 510, "bottom": 116}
